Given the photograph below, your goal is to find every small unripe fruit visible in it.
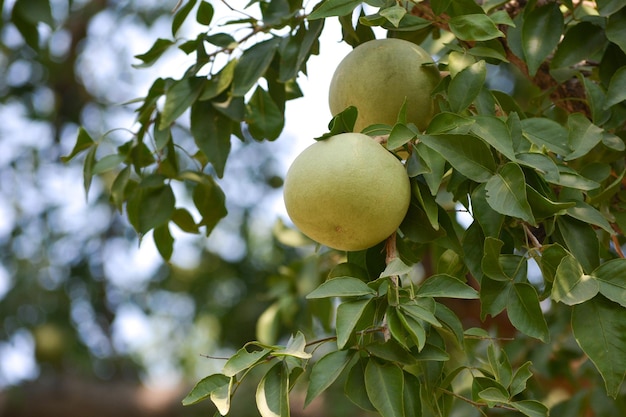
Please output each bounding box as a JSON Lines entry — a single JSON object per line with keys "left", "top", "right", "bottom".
{"left": 283, "top": 133, "right": 411, "bottom": 251}
{"left": 329, "top": 38, "right": 440, "bottom": 132}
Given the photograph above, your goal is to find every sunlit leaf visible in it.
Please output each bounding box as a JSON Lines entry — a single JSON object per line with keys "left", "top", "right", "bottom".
{"left": 416, "top": 274, "right": 478, "bottom": 299}
{"left": 592, "top": 259, "right": 626, "bottom": 308}
{"left": 222, "top": 347, "right": 271, "bottom": 377}
{"left": 307, "top": 276, "right": 376, "bottom": 299}
{"left": 182, "top": 373, "right": 230, "bottom": 405}
{"left": 336, "top": 298, "right": 372, "bottom": 349}
{"left": 552, "top": 255, "right": 599, "bottom": 305}
{"left": 256, "top": 361, "right": 289, "bottom": 417}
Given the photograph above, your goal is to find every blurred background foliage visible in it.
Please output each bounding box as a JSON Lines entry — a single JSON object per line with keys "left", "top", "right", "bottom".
{"left": 0, "top": 0, "right": 329, "bottom": 415}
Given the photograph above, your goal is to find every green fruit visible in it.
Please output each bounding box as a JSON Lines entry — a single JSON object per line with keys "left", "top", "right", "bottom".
{"left": 283, "top": 133, "right": 411, "bottom": 251}
{"left": 329, "top": 38, "right": 440, "bottom": 132}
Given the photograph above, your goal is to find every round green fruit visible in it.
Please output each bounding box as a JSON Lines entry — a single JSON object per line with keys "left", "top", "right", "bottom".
{"left": 329, "top": 38, "right": 440, "bottom": 132}
{"left": 283, "top": 132, "right": 411, "bottom": 251}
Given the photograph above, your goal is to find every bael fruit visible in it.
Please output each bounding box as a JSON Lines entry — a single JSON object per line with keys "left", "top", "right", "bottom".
{"left": 283, "top": 132, "right": 411, "bottom": 251}
{"left": 329, "top": 38, "right": 440, "bottom": 132}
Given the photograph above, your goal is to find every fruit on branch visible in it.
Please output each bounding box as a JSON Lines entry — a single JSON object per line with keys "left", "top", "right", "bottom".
{"left": 329, "top": 38, "right": 440, "bottom": 132}
{"left": 283, "top": 133, "right": 411, "bottom": 251}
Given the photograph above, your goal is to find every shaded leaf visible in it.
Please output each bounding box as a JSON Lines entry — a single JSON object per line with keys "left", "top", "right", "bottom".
{"left": 604, "top": 66, "right": 626, "bottom": 108}
{"left": 508, "top": 283, "right": 549, "bottom": 342}
{"left": 448, "top": 60, "right": 487, "bottom": 113}
{"left": 233, "top": 38, "right": 281, "bottom": 97}
{"left": 365, "top": 360, "right": 405, "bottom": 417}
{"left": 305, "top": 349, "right": 355, "bottom": 406}
{"left": 190, "top": 100, "right": 232, "bottom": 178}
{"left": 336, "top": 298, "right": 372, "bottom": 349}
{"left": 521, "top": 3, "right": 564, "bottom": 75}
{"left": 246, "top": 86, "right": 285, "bottom": 141}
{"left": 521, "top": 117, "right": 569, "bottom": 155}
{"left": 572, "top": 296, "right": 626, "bottom": 398}
{"left": 172, "top": 0, "right": 197, "bottom": 36}
{"left": 592, "top": 259, "right": 626, "bottom": 308}
{"left": 606, "top": 8, "right": 626, "bottom": 54}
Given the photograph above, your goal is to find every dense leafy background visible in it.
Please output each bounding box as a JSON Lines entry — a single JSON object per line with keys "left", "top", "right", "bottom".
{"left": 2, "top": 0, "right": 626, "bottom": 416}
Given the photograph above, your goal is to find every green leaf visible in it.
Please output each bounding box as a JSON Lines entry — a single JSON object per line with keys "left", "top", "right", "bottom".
{"left": 551, "top": 22, "right": 607, "bottom": 74}
{"left": 478, "top": 387, "right": 510, "bottom": 404}
{"left": 172, "top": 0, "right": 197, "bottom": 36}
{"left": 345, "top": 358, "right": 377, "bottom": 412}
{"left": 153, "top": 223, "right": 174, "bottom": 260}
{"left": 196, "top": 0, "right": 214, "bottom": 25}
{"left": 223, "top": 347, "right": 271, "bottom": 377}
{"left": 232, "top": 38, "right": 281, "bottom": 97}
{"left": 552, "top": 255, "right": 599, "bottom": 305}
{"left": 416, "top": 274, "right": 478, "bottom": 299}
{"left": 508, "top": 282, "right": 549, "bottom": 342}
{"left": 398, "top": 309, "right": 427, "bottom": 351}
{"left": 509, "top": 361, "right": 533, "bottom": 396}
{"left": 448, "top": 60, "right": 487, "bottom": 113}
{"left": 12, "top": 0, "right": 53, "bottom": 26}
{"left": 308, "top": 0, "right": 362, "bottom": 19}
{"left": 127, "top": 180, "right": 176, "bottom": 235}
{"left": 512, "top": 400, "right": 549, "bottom": 417}
{"left": 379, "top": 258, "right": 413, "bottom": 278}
{"left": 556, "top": 217, "right": 599, "bottom": 273}
{"left": 596, "top": 0, "right": 625, "bottom": 16}
{"left": 426, "top": 112, "right": 475, "bottom": 135}
{"left": 133, "top": 38, "right": 176, "bottom": 68}
{"left": 279, "top": 20, "right": 324, "bottom": 82}
{"left": 171, "top": 208, "right": 199, "bottom": 233}
{"left": 592, "top": 259, "right": 626, "bottom": 308}
{"left": 470, "top": 115, "right": 516, "bottom": 161}
{"left": 485, "top": 162, "right": 535, "bottom": 225}
{"left": 246, "top": 86, "right": 285, "bottom": 141}
{"left": 366, "top": 340, "right": 417, "bottom": 366}
{"left": 606, "top": 8, "right": 626, "bottom": 54}
{"left": 521, "top": 117, "right": 569, "bottom": 155}
{"left": 565, "top": 113, "right": 604, "bottom": 160}
{"left": 91, "top": 154, "right": 125, "bottom": 175}
{"left": 190, "top": 100, "right": 231, "bottom": 178}
{"left": 604, "top": 66, "right": 626, "bottom": 108}
{"left": 365, "top": 360, "right": 405, "bottom": 417}
{"left": 566, "top": 201, "right": 614, "bottom": 235}
{"left": 415, "top": 142, "right": 447, "bottom": 195}
{"left": 182, "top": 373, "right": 230, "bottom": 406}
{"left": 210, "top": 378, "right": 232, "bottom": 416}
{"left": 572, "top": 296, "right": 626, "bottom": 398}
{"left": 307, "top": 277, "right": 376, "bottom": 299}
{"left": 387, "top": 123, "right": 417, "bottom": 150}
{"left": 191, "top": 175, "right": 228, "bottom": 236}
{"left": 418, "top": 134, "right": 496, "bottom": 182}
{"left": 448, "top": 14, "right": 505, "bottom": 41}
{"left": 379, "top": 5, "right": 407, "bottom": 28}
{"left": 581, "top": 76, "right": 611, "bottom": 125}
{"left": 273, "top": 331, "right": 312, "bottom": 359}
{"left": 305, "top": 349, "right": 355, "bottom": 407}
{"left": 256, "top": 361, "right": 290, "bottom": 417}
{"left": 400, "top": 301, "right": 441, "bottom": 328}
{"left": 336, "top": 298, "right": 372, "bottom": 349}
{"left": 160, "top": 77, "right": 204, "bottom": 130}
{"left": 521, "top": 3, "right": 564, "bottom": 76}
{"left": 61, "top": 127, "right": 96, "bottom": 163}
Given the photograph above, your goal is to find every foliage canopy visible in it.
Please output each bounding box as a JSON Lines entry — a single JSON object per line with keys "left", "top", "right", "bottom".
{"left": 49, "top": 0, "right": 626, "bottom": 416}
